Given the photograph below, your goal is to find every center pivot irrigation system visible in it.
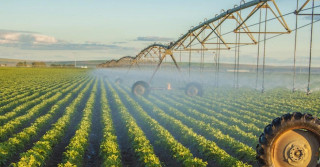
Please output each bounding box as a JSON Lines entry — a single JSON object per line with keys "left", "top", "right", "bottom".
{"left": 111, "top": 0, "right": 320, "bottom": 166}
{"left": 123, "top": 0, "right": 320, "bottom": 98}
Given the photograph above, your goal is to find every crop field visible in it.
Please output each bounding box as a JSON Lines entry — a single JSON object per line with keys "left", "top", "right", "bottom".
{"left": 0, "top": 68, "right": 319, "bottom": 167}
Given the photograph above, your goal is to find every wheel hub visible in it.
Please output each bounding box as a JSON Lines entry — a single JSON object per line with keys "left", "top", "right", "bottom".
{"left": 290, "top": 147, "right": 303, "bottom": 161}
{"left": 272, "top": 129, "right": 319, "bottom": 167}
{"left": 187, "top": 86, "right": 198, "bottom": 96}
{"left": 284, "top": 143, "right": 308, "bottom": 165}
{"left": 134, "top": 85, "right": 145, "bottom": 95}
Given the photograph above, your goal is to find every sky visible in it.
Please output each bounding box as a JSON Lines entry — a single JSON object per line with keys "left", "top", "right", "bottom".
{"left": 0, "top": 0, "right": 319, "bottom": 66}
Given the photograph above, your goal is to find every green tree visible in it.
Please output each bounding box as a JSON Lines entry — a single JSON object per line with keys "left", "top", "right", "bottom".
{"left": 32, "top": 62, "right": 46, "bottom": 67}
{"left": 16, "top": 62, "right": 26, "bottom": 67}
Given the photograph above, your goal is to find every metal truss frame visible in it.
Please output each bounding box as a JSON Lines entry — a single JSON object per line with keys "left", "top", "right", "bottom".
{"left": 127, "top": 0, "right": 296, "bottom": 83}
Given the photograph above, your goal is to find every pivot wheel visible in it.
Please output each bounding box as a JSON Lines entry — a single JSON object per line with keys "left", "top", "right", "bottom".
{"left": 115, "top": 78, "right": 123, "bottom": 84}
{"left": 132, "top": 81, "right": 150, "bottom": 97}
{"left": 256, "top": 112, "right": 320, "bottom": 167}
{"left": 185, "top": 82, "right": 203, "bottom": 96}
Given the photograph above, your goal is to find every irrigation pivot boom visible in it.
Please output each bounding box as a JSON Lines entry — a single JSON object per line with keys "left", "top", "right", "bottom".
{"left": 130, "top": 0, "right": 291, "bottom": 96}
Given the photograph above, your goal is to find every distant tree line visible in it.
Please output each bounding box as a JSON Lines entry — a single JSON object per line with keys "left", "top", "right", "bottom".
{"left": 32, "top": 62, "right": 46, "bottom": 67}
{"left": 16, "top": 61, "right": 47, "bottom": 67}
{"left": 16, "top": 61, "right": 28, "bottom": 67}
{"left": 50, "top": 64, "right": 75, "bottom": 68}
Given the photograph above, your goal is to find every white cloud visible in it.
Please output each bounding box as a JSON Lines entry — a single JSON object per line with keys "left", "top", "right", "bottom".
{"left": 0, "top": 33, "right": 20, "bottom": 44}
{"left": 33, "top": 34, "right": 58, "bottom": 44}
{"left": 0, "top": 29, "right": 134, "bottom": 51}
{"left": 0, "top": 31, "right": 58, "bottom": 45}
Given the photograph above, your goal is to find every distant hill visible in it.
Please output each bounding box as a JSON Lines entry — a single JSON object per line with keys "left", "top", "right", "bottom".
{"left": 47, "top": 60, "right": 106, "bottom": 68}
{"left": 0, "top": 58, "right": 33, "bottom": 66}
{"left": 0, "top": 58, "right": 106, "bottom": 68}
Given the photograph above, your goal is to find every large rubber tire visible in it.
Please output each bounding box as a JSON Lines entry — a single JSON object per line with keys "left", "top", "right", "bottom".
{"left": 185, "top": 82, "right": 203, "bottom": 97}
{"left": 132, "top": 81, "right": 150, "bottom": 97}
{"left": 256, "top": 112, "right": 320, "bottom": 167}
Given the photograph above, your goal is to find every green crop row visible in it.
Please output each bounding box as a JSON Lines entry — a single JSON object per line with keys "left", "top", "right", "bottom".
{"left": 168, "top": 94, "right": 261, "bottom": 136}
{"left": 107, "top": 82, "right": 162, "bottom": 167}
{"left": 0, "top": 68, "right": 85, "bottom": 103}
{"left": 11, "top": 78, "right": 93, "bottom": 167}
{"left": 0, "top": 79, "right": 80, "bottom": 126}
{"left": 191, "top": 92, "right": 268, "bottom": 129}
{"left": 0, "top": 77, "right": 73, "bottom": 105}
{"left": 99, "top": 80, "right": 122, "bottom": 167}
{"left": 133, "top": 92, "right": 250, "bottom": 167}
{"left": 150, "top": 94, "right": 256, "bottom": 165}
{"left": 0, "top": 78, "right": 81, "bottom": 115}
{"left": 0, "top": 78, "right": 85, "bottom": 142}
{"left": 159, "top": 94, "right": 257, "bottom": 147}
{"left": 114, "top": 84, "right": 208, "bottom": 167}
{"left": 0, "top": 78, "right": 89, "bottom": 166}
{"left": 59, "top": 78, "right": 98, "bottom": 166}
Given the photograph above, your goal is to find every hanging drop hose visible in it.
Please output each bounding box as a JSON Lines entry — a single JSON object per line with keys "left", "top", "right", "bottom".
{"left": 179, "top": 50, "right": 181, "bottom": 63}
{"left": 307, "top": 0, "right": 315, "bottom": 95}
{"left": 202, "top": 44, "right": 205, "bottom": 72}
{"left": 200, "top": 25, "right": 204, "bottom": 73}
{"left": 262, "top": 5, "right": 268, "bottom": 93}
{"left": 293, "top": 0, "right": 299, "bottom": 93}
{"left": 237, "top": 29, "right": 241, "bottom": 89}
{"left": 236, "top": 1, "right": 245, "bottom": 89}
{"left": 256, "top": 8, "right": 262, "bottom": 90}
{"left": 189, "top": 35, "right": 192, "bottom": 78}
{"left": 234, "top": 15, "right": 239, "bottom": 88}
{"left": 200, "top": 45, "right": 203, "bottom": 72}
{"left": 201, "top": 50, "right": 204, "bottom": 72}
{"left": 202, "top": 30, "right": 206, "bottom": 72}
{"left": 200, "top": 30, "right": 203, "bottom": 73}
{"left": 214, "top": 52, "right": 218, "bottom": 86}
{"left": 201, "top": 48, "right": 204, "bottom": 72}
{"left": 217, "top": 20, "right": 222, "bottom": 88}
{"left": 237, "top": 9, "right": 243, "bottom": 89}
